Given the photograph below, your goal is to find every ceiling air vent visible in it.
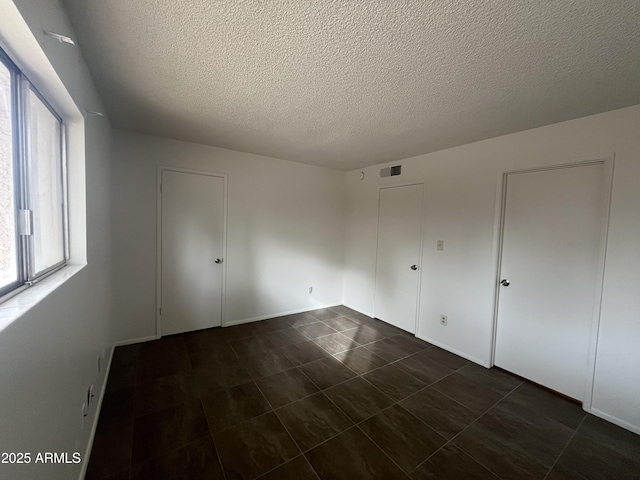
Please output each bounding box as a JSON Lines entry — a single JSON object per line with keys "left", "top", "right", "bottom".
{"left": 380, "top": 165, "right": 402, "bottom": 177}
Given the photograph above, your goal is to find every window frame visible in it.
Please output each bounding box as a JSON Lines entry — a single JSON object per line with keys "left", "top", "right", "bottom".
{"left": 0, "top": 47, "right": 23, "bottom": 297}
{"left": 24, "top": 83, "right": 68, "bottom": 281}
{"left": 0, "top": 46, "right": 68, "bottom": 299}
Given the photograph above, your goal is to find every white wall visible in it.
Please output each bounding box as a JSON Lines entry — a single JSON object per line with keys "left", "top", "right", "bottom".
{"left": 0, "top": 1, "right": 114, "bottom": 479}
{"left": 343, "top": 105, "right": 640, "bottom": 433}
{"left": 112, "top": 130, "right": 346, "bottom": 342}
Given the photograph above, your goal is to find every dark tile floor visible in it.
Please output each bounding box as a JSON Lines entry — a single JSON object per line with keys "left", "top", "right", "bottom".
{"left": 87, "top": 306, "right": 640, "bottom": 480}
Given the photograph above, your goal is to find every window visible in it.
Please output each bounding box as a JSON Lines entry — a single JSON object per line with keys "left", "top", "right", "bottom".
{"left": 0, "top": 47, "right": 67, "bottom": 298}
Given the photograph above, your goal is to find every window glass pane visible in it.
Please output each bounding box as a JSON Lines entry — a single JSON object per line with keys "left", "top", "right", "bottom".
{"left": 0, "top": 61, "right": 18, "bottom": 290}
{"left": 28, "top": 89, "right": 64, "bottom": 274}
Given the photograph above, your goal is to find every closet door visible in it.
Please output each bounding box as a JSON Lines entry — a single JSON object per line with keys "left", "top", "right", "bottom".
{"left": 495, "top": 163, "right": 606, "bottom": 400}
{"left": 160, "top": 169, "right": 225, "bottom": 335}
{"left": 374, "top": 184, "right": 424, "bottom": 333}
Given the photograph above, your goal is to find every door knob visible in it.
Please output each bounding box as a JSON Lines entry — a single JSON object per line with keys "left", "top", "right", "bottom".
{"left": 215, "top": 258, "right": 223, "bottom": 264}
{"left": 500, "top": 279, "right": 510, "bottom": 286}
{"left": 410, "top": 265, "right": 418, "bottom": 270}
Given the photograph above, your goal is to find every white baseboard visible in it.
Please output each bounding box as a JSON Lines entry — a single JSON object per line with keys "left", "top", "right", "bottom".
{"left": 79, "top": 344, "right": 114, "bottom": 480}
{"left": 224, "top": 303, "right": 339, "bottom": 327}
{"left": 342, "top": 303, "right": 374, "bottom": 318}
{"left": 417, "top": 340, "right": 640, "bottom": 435}
{"left": 115, "top": 304, "right": 343, "bottom": 344}
{"left": 588, "top": 407, "right": 640, "bottom": 435}
{"left": 416, "top": 334, "right": 490, "bottom": 367}
{"left": 114, "top": 335, "right": 157, "bottom": 346}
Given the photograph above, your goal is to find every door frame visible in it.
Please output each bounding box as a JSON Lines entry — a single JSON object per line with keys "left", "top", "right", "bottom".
{"left": 156, "top": 166, "right": 229, "bottom": 339}
{"left": 373, "top": 182, "right": 426, "bottom": 335}
{"left": 489, "top": 155, "right": 614, "bottom": 409}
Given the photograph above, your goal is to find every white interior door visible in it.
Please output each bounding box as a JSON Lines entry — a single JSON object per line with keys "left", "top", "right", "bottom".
{"left": 160, "top": 170, "right": 225, "bottom": 336}
{"left": 495, "top": 163, "right": 606, "bottom": 400}
{"left": 374, "top": 184, "right": 424, "bottom": 333}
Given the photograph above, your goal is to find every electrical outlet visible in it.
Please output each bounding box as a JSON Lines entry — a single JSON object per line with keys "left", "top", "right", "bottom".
{"left": 81, "top": 403, "right": 88, "bottom": 428}
{"left": 87, "top": 385, "right": 95, "bottom": 406}
{"left": 440, "top": 314, "right": 448, "bottom": 326}
{"left": 309, "top": 286, "right": 313, "bottom": 294}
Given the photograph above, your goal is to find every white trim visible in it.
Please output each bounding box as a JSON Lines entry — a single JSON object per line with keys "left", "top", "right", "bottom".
{"left": 223, "top": 304, "right": 339, "bottom": 327}
{"left": 415, "top": 185, "right": 426, "bottom": 336}
{"left": 582, "top": 155, "right": 615, "bottom": 411}
{"left": 342, "top": 303, "right": 374, "bottom": 319}
{"left": 113, "top": 335, "right": 157, "bottom": 347}
{"left": 116, "top": 305, "right": 342, "bottom": 342}
{"left": 416, "top": 334, "right": 489, "bottom": 367}
{"left": 79, "top": 345, "right": 114, "bottom": 480}
{"left": 155, "top": 166, "right": 162, "bottom": 339}
{"left": 221, "top": 174, "right": 229, "bottom": 327}
{"left": 156, "top": 166, "right": 229, "bottom": 339}
{"left": 489, "top": 154, "right": 614, "bottom": 406}
{"left": 488, "top": 166, "right": 506, "bottom": 367}
{"left": 372, "top": 187, "right": 382, "bottom": 319}
{"left": 588, "top": 408, "right": 640, "bottom": 435}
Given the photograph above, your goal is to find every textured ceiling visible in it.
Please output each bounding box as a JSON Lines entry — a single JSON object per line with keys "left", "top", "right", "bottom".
{"left": 62, "top": 0, "right": 640, "bottom": 170}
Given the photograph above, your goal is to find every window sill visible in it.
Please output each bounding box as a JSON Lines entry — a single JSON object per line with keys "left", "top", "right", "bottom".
{"left": 0, "top": 264, "right": 86, "bottom": 333}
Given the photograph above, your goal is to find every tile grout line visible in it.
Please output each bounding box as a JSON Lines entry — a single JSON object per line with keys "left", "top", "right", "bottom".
{"left": 294, "top": 367, "right": 359, "bottom": 434}
{"left": 200, "top": 385, "right": 229, "bottom": 480}
{"left": 357, "top": 354, "right": 472, "bottom": 418}
{"left": 205, "top": 360, "right": 364, "bottom": 439}
{"left": 406, "top": 379, "right": 525, "bottom": 480}
{"left": 243, "top": 375, "right": 314, "bottom": 479}
{"left": 126, "top": 351, "right": 141, "bottom": 477}
{"left": 302, "top": 455, "right": 323, "bottom": 480}
{"left": 276, "top": 363, "right": 391, "bottom": 463}
{"left": 128, "top": 338, "right": 213, "bottom": 473}
{"left": 390, "top": 368, "right": 460, "bottom": 407}
{"left": 359, "top": 351, "right": 435, "bottom": 388}
{"left": 251, "top": 454, "right": 323, "bottom": 480}
{"left": 105, "top": 312, "right": 457, "bottom": 478}
{"left": 541, "top": 413, "right": 589, "bottom": 480}
{"left": 295, "top": 336, "right": 454, "bottom": 425}
{"left": 327, "top": 346, "right": 428, "bottom": 378}
{"left": 91, "top": 313, "right": 320, "bottom": 476}
{"left": 211, "top": 402, "right": 275, "bottom": 436}
{"left": 127, "top": 340, "right": 199, "bottom": 474}
{"left": 249, "top": 333, "right": 354, "bottom": 480}
{"left": 296, "top": 363, "right": 357, "bottom": 392}
{"left": 221, "top": 317, "right": 412, "bottom": 366}
{"left": 354, "top": 422, "right": 418, "bottom": 477}
{"left": 128, "top": 435, "right": 218, "bottom": 476}
{"left": 216, "top": 338, "right": 430, "bottom": 435}
{"left": 290, "top": 362, "right": 379, "bottom": 468}
{"left": 429, "top": 375, "right": 512, "bottom": 414}
{"left": 289, "top": 344, "right": 466, "bottom": 477}
{"left": 292, "top": 345, "right": 437, "bottom": 475}
{"left": 344, "top": 367, "right": 466, "bottom": 472}
{"left": 112, "top": 314, "right": 555, "bottom": 480}
{"left": 251, "top": 375, "right": 307, "bottom": 468}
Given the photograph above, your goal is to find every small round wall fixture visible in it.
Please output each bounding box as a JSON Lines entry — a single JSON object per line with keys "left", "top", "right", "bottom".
{"left": 359, "top": 171, "right": 365, "bottom": 180}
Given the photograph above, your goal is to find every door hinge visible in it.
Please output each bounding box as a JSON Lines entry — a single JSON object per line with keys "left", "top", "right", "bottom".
{"left": 159, "top": 307, "right": 162, "bottom": 316}
{"left": 18, "top": 209, "right": 33, "bottom": 236}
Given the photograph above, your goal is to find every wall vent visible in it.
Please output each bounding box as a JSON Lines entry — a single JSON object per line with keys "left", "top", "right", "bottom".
{"left": 380, "top": 165, "right": 402, "bottom": 177}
